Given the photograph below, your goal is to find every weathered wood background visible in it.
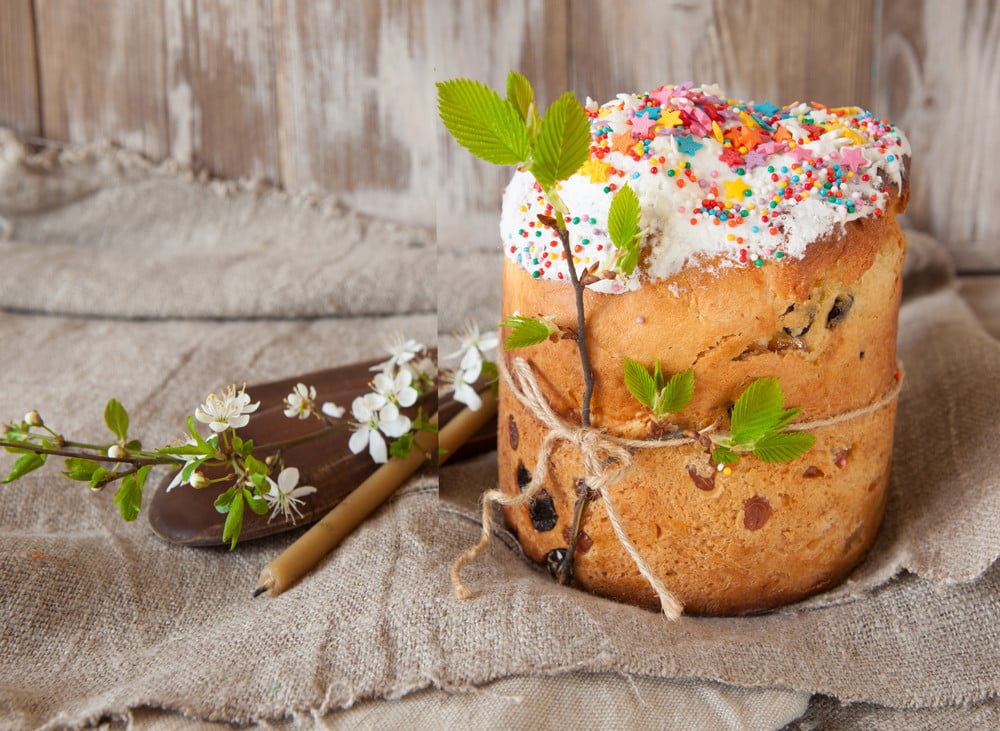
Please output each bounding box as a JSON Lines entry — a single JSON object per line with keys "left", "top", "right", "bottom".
{"left": 1, "top": 0, "right": 997, "bottom": 269}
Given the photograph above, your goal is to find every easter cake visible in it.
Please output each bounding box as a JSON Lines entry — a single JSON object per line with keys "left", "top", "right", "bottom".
{"left": 496, "top": 83, "right": 910, "bottom": 615}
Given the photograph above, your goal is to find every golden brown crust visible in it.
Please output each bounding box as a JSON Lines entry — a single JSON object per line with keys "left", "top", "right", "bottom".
{"left": 497, "top": 201, "right": 908, "bottom": 615}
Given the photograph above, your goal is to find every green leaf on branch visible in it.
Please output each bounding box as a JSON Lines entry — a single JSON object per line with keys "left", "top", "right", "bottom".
{"left": 104, "top": 399, "right": 129, "bottom": 442}
{"left": 714, "top": 378, "right": 815, "bottom": 465}
{"left": 752, "top": 431, "right": 816, "bottom": 464}
{"left": 244, "top": 488, "right": 269, "bottom": 516}
{"left": 436, "top": 78, "right": 530, "bottom": 166}
{"left": 88, "top": 467, "right": 108, "bottom": 489}
{"left": 624, "top": 357, "right": 658, "bottom": 411}
{"left": 730, "top": 378, "right": 784, "bottom": 445}
{"left": 530, "top": 91, "right": 590, "bottom": 187}
{"left": 624, "top": 359, "right": 693, "bottom": 418}
{"left": 214, "top": 487, "right": 238, "bottom": 513}
{"left": 413, "top": 408, "right": 438, "bottom": 434}
{"left": 712, "top": 446, "right": 740, "bottom": 466}
{"left": 608, "top": 185, "right": 642, "bottom": 275}
{"left": 3, "top": 452, "right": 45, "bottom": 483}
{"left": 500, "top": 314, "right": 557, "bottom": 350}
{"left": 113, "top": 474, "right": 142, "bottom": 522}
{"left": 506, "top": 70, "right": 535, "bottom": 127}
{"left": 655, "top": 369, "right": 695, "bottom": 415}
{"left": 63, "top": 457, "right": 102, "bottom": 482}
{"left": 222, "top": 491, "right": 244, "bottom": 550}
{"left": 389, "top": 432, "right": 414, "bottom": 459}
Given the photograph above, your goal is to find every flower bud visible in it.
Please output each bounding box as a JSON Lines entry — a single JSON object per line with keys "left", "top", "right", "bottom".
{"left": 107, "top": 444, "right": 127, "bottom": 459}
{"left": 190, "top": 471, "right": 210, "bottom": 489}
{"left": 24, "top": 410, "right": 43, "bottom": 428}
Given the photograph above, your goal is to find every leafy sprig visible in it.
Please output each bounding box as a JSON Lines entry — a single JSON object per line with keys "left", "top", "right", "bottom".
{"left": 437, "top": 71, "right": 589, "bottom": 223}
{"left": 608, "top": 184, "right": 643, "bottom": 275}
{"left": 711, "top": 379, "right": 816, "bottom": 465}
{"left": 499, "top": 314, "right": 559, "bottom": 350}
{"left": 623, "top": 358, "right": 694, "bottom": 419}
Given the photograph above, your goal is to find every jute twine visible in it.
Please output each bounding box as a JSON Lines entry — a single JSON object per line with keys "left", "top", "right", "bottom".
{"left": 450, "top": 356, "right": 905, "bottom": 620}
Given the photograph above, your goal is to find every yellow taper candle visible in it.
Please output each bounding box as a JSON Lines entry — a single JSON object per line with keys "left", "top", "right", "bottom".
{"left": 255, "top": 413, "right": 438, "bottom": 597}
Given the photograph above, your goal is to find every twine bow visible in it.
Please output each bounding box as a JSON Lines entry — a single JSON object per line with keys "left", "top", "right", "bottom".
{"left": 451, "top": 356, "right": 691, "bottom": 619}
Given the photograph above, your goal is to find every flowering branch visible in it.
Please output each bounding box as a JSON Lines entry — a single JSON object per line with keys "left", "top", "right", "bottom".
{"left": 2, "top": 337, "right": 439, "bottom": 548}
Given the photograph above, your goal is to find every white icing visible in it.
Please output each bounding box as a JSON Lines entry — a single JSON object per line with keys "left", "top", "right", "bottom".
{"left": 500, "top": 84, "right": 910, "bottom": 292}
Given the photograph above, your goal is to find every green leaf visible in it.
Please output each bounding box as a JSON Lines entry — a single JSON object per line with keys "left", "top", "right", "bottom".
{"left": 389, "top": 432, "right": 415, "bottom": 459}
{"left": 437, "top": 78, "right": 530, "bottom": 165}
{"left": 180, "top": 457, "right": 207, "bottom": 483}
{"left": 412, "top": 408, "right": 439, "bottom": 434}
{"left": 104, "top": 399, "right": 129, "bottom": 442}
{"left": 63, "top": 457, "right": 102, "bottom": 482}
{"left": 244, "top": 488, "right": 269, "bottom": 516}
{"left": 244, "top": 455, "right": 268, "bottom": 479}
{"left": 214, "top": 487, "right": 238, "bottom": 513}
{"left": 500, "top": 314, "right": 555, "bottom": 349}
{"left": 730, "top": 378, "right": 784, "bottom": 445}
{"left": 608, "top": 185, "right": 642, "bottom": 275}
{"left": 623, "top": 358, "right": 657, "bottom": 410}
{"left": 752, "top": 431, "right": 816, "bottom": 464}
{"left": 712, "top": 446, "right": 740, "bottom": 466}
{"left": 480, "top": 360, "right": 499, "bottom": 383}
{"left": 656, "top": 369, "right": 695, "bottom": 415}
{"left": 770, "top": 407, "right": 803, "bottom": 434}
{"left": 113, "top": 475, "right": 142, "bottom": 522}
{"left": 530, "top": 91, "right": 590, "bottom": 187}
{"left": 3, "top": 452, "right": 45, "bottom": 483}
{"left": 222, "top": 491, "right": 244, "bottom": 550}
{"left": 506, "top": 70, "right": 534, "bottom": 122}
{"left": 88, "top": 467, "right": 108, "bottom": 489}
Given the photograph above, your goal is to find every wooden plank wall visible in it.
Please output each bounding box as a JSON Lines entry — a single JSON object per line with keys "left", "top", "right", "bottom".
{"left": 0, "top": 0, "right": 997, "bottom": 268}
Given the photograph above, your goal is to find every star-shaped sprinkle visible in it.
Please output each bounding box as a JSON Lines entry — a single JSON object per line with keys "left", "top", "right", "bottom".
{"left": 755, "top": 100, "right": 780, "bottom": 117}
{"left": 723, "top": 177, "right": 751, "bottom": 201}
{"left": 658, "top": 108, "right": 683, "bottom": 129}
{"left": 788, "top": 145, "right": 813, "bottom": 162}
{"left": 649, "top": 87, "right": 672, "bottom": 106}
{"left": 719, "top": 147, "right": 745, "bottom": 168}
{"left": 743, "top": 150, "right": 767, "bottom": 170}
{"left": 676, "top": 135, "right": 703, "bottom": 156}
{"left": 631, "top": 114, "right": 658, "bottom": 137}
{"left": 578, "top": 157, "right": 611, "bottom": 183}
{"left": 773, "top": 126, "right": 792, "bottom": 143}
{"left": 635, "top": 106, "right": 661, "bottom": 120}
{"left": 611, "top": 132, "right": 635, "bottom": 155}
{"left": 839, "top": 146, "right": 868, "bottom": 172}
{"left": 734, "top": 125, "right": 765, "bottom": 150}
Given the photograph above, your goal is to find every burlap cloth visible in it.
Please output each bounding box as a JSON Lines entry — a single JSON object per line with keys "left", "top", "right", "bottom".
{"left": 1, "top": 129, "right": 997, "bottom": 729}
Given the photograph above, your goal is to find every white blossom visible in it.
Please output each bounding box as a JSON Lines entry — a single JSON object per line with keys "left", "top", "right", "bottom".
{"left": 347, "top": 393, "right": 411, "bottom": 464}
{"left": 321, "top": 401, "right": 345, "bottom": 419}
{"left": 448, "top": 359, "right": 484, "bottom": 412}
{"left": 283, "top": 383, "right": 317, "bottom": 420}
{"left": 370, "top": 333, "right": 425, "bottom": 373}
{"left": 447, "top": 321, "right": 498, "bottom": 373}
{"left": 407, "top": 355, "right": 438, "bottom": 385}
{"left": 373, "top": 367, "right": 418, "bottom": 408}
{"left": 264, "top": 467, "right": 317, "bottom": 523}
{"left": 195, "top": 385, "right": 259, "bottom": 433}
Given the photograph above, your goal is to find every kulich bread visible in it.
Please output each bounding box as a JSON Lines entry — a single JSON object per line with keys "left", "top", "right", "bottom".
{"left": 496, "top": 83, "right": 910, "bottom": 615}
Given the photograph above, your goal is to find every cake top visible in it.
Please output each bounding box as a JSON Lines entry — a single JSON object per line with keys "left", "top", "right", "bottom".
{"left": 500, "top": 82, "right": 910, "bottom": 293}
